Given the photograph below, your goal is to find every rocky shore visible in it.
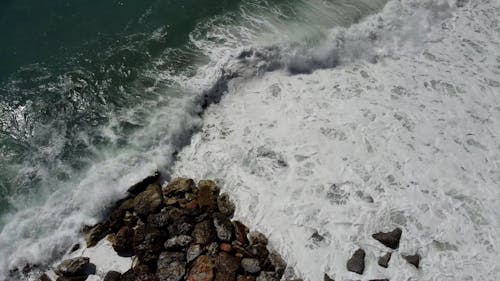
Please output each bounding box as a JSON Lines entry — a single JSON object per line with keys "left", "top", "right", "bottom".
{"left": 39, "top": 175, "right": 421, "bottom": 281}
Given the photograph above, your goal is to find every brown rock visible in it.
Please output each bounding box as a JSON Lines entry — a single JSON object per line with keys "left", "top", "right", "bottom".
{"left": 184, "top": 200, "right": 199, "bottom": 209}
{"left": 120, "top": 268, "right": 136, "bottom": 281}
{"left": 378, "top": 252, "right": 391, "bottom": 268}
{"left": 237, "top": 276, "right": 256, "bottom": 281}
{"left": 112, "top": 226, "right": 133, "bottom": 255}
{"left": 55, "top": 257, "right": 93, "bottom": 277}
{"left": 108, "top": 198, "right": 135, "bottom": 232}
{"left": 103, "top": 271, "right": 121, "bottom": 281}
{"left": 372, "top": 228, "right": 402, "bottom": 249}
{"left": 346, "top": 248, "right": 365, "bottom": 275}
{"left": 127, "top": 171, "right": 160, "bottom": 195}
{"left": 197, "top": 180, "right": 218, "bottom": 211}
{"left": 133, "top": 223, "right": 165, "bottom": 264}
{"left": 157, "top": 252, "right": 186, "bottom": 281}
{"left": 403, "top": 254, "right": 421, "bottom": 268}
{"left": 187, "top": 255, "right": 214, "bottom": 281}
{"left": 241, "top": 258, "right": 261, "bottom": 274}
{"left": 134, "top": 184, "right": 163, "bottom": 216}
{"left": 39, "top": 273, "right": 52, "bottom": 281}
{"left": 268, "top": 250, "right": 286, "bottom": 277}
{"left": 214, "top": 252, "right": 240, "bottom": 281}
{"left": 220, "top": 243, "right": 232, "bottom": 253}
{"left": 192, "top": 220, "right": 217, "bottom": 245}
{"left": 84, "top": 222, "right": 109, "bottom": 248}
{"left": 248, "top": 231, "right": 268, "bottom": 246}
{"left": 233, "top": 221, "right": 249, "bottom": 246}
{"left": 163, "top": 178, "right": 196, "bottom": 197}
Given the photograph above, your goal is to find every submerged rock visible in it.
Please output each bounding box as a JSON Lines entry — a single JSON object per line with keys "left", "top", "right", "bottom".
{"left": 372, "top": 228, "right": 402, "bottom": 249}
{"left": 346, "top": 249, "right": 365, "bottom": 275}
{"left": 378, "top": 252, "right": 391, "bottom": 268}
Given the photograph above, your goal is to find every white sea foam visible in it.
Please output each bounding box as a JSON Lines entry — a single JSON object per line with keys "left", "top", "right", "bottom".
{"left": 174, "top": 0, "right": 500, "bottom": 280}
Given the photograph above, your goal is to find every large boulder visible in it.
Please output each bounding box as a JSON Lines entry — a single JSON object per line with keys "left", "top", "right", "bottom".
{"left": 134, "top": 184, "right": 163, "bottom": 216}
{"left": 55, "top": 257, "right": 93, "bottom": 277}
{"left": 127, "top": 171, "right": 160, "bottom": 195}
{"left": 84, "top": 222, "right": 109, "bottom": 248}
{"left": 157, "top": 252, "right": 186, "bottom": 281}
{"left": 187, "top": 255, "right": 214, "bottom": 281}
{"left": 112, "top": 226, "right": 134, "bottom": 255}
{"left": 372, "top": 228, "right": 402, "bottom": 249}
{"left": 192, "top": 220, "right": 217, "bottom": 245}
{"left": 163, "top": 178, "right": 196, "bottom": 197}
{"left": 346, "top": 249, "right": 365, "bottom": 275}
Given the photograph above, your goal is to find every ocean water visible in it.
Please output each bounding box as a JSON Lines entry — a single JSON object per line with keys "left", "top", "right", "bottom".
{"left": 1, "top": 0, "right": 499, "bottom": 280}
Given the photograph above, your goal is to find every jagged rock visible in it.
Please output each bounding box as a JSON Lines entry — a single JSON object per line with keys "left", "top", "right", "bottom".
{"left": 378, "top": 252, "right": 391, "bottom": 268}
{"left": 157, "top": 252, "right": 186, "bottom": 281}
{"left": 324, "top": 273, "right": 334, "bottom": 281}
{"left": 241, "top": 258, "right": 261, "bottom": 273}
{"left": 134, "top": 184, "right": 163, "bottom": 216}
{"left": 108, "top": 198, "right": 135, "bottom": 232}
{"left": 163, "top": 178, "right": 196, "bottom": 197}
{"left": 213, "top": 213, "right": 233, "bottom": 241}
{"left": 233, "top": 221, "right": 250, "bottom": 246}
{"left": 164, "top": 235, "right": 193, "bottom": 250}
{"left": 403, "top": 254, "right": 420, "bottom": 268}
{"left": 84, "top": 222, "right": 109, "bottom": 248}
{"left": 237, "top": 276, "right": 256, "bottom": 281}
{"left": 217, "top": 193, "right": 235, "bottom": 217}
{"left": 187, "top": 255, "right": 214, "bottom": 281}
{"left": 206, "top": 242, "right": 219, "bottom": 257}
{"left": 256, "top": 272, "right": 279, "bottom": 281}
{"left": 127, "top": 171, "right": 160, "bottom": 195}
{"left": 197, "top": 180, "right": 218, "bottom": 211}
{"left": 372, "top": 228, "right": 402, "bottom": 249}
{"left": 268, "top": 250, "right": 286, "bottom": 277}
{"left": 346, "top": 249, "right": 365, "bottom": 275}
{"left": 39, "top": 273, "right": 52, "bottom": 281}
{"left": 120, "top": 269, "right": 136, "bottom": 281}
{"left": 133, "top": 224, "right": 164, "bottom": 264}
{"left": 248, "top": 231, "right": 268, "bottom": 246}
{"left": 215, "top": 252, "right": 240, "bottom": 281}
{"left": 55, "top": 257, "right": 93, "bottom": 277}
{"left": 112, "top": 226, "right": 133, "bottom": 255}
{"left": 187, "top": 244, "right": 203, "bottom": 263}
{"left": 192, "top": 220, "right": 217, "bottom": 245}
{"left": 103, "top": 271, "right": 121, "bottom": 281}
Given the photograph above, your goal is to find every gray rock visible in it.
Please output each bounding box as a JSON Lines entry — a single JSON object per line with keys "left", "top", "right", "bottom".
{"left": 186, "top": 244, "right": 203, "bottom": 263}
{"left": 217, "top": 193, "right": 236, "bottom": 217}
{"left": 346, "top": 249, "right": 365, "bottom": 275}
{"left": 213, "top": 213, "right": 233, "bottom": 241}
{"left": 378, "top": 252, "right": 391, "bottom": 268}
{"left": 164, "top": 235, "right": 193, "bottom": 249}
{"left": 372, "top": 228, "right": 402, "bottom": 250}
{"left": 157, "top": 252, "right": 186, "bottom": 281}
{"left": 256, "top": 272, "right": 279, "bottom": 281}
{"left": 241, "top": 258, "right": 261, "bottom": 274}
{"left": 55, "top": 257, "right": 92, "bottom": 277}
{"left": 205, "top": 242, "right": 219, "bottom": 257}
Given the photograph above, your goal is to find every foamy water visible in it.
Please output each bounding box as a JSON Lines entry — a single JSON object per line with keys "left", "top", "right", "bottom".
{"left": 174, "top": 0, "right": 500, "bottom": 280}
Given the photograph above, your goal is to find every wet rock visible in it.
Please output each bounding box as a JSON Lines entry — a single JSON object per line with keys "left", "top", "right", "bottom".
{"left": 192, "top": 220, "right": 217, "bottom": 245}
{"left": 134, "top": 184, "right": 163, "bottom": 216}
{"left": 163, "top": 178, "right": 196, "bottom": 197}
{"left": 378, "top": 253, "right": 391, "bottom": 268}
{"left": 157, "top": 252, "right": 186, "bottom": 281}
{"left": 215, "top": 252, "right": 240, "bottom": 281}
{"left": 70, "top": 244, "right": 80, "bottom": 253}
{"left": 127, "top": 171, "right": 160, "bottom": 195}
{"left": 217, "top": 193, "right": 235, "bottom": 217}
{"left": 84, "top": 222, "right": 109, "bottom": 248}
{"left": 103, "top": 271, "right": 121, "bottom": 281}
{"left": 113, "top": 226, "right": 133, "bottom": 255}
{"left": 346, "top": 249, "right": 365, "bottom": 275}
{"left": 197, "top": 180, "right": 218, "bottom": 211}
{"left": 233, "top": 221, "right": 250, "bottom": 246}
{"left": 164, "top": 235, "right": 193, "bottom": 250}
{"left": 39, "top": 273, "right": 52, "bottom": 281}
{"left": 187, "top": 255, "right": 214, "bottom": 281}
{"left": 256, "top": 271, "right": 279, "bottom": 281}
{"left": 372, "top": 228, "right": 402, "bottom": 250}
{"left": 246, "top": 243, "right": 269, "bottom": 263}
{"left": 134, "top": 225, "right": 164, "bottom": 264}
{"left": 108, "top": 198, "right": 135, "bottom": 232}
{"left": 120, "top": 268, "right": 136, "bottom": 281}
{"left": 268, "top": 250, "right": 286, "bottom": 277}
{"left": 403, "top": 254, "right": 421, "bottom": 268}
{"left": 237, "top": 276, "right": 256, "bottom": 281}
{"left": 324, "top": 273, "right": 334, "bottom": 281}
{"left": 55, "top": 257, "right": 93, "bottom": 277}
{"left": 206, "top": 242, "right": 219, "bottom": 257}
{"left": 213, "top": 213, "right": 233, "bottom": 241}
{"left": 187, "top": 244, "right": 203, "bottom": 263}
{"left": 241, "top": 258, "right": 261, "bottom": 274}
{"left": 248, "top": 231, "right": 268, "bottom": 246}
